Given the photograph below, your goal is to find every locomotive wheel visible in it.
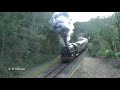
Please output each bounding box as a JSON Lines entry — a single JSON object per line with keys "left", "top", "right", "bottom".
{"left": 75, "top": 52, "right": 79, "bottom": 57}
{"left": 71, "top": 52, "right": 75, "bottom": 59}
{"left": 75, "top": 52, "right": 77, "bottom": 57}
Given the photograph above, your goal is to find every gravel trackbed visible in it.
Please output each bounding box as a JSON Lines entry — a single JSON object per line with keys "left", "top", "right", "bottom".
{"left": 71, "top": 56, "right": 120, "bottom": 78}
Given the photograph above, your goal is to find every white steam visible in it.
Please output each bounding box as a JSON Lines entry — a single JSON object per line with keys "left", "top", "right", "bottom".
{"left": 49, "top": 12, "right": 75, "bottom": 47}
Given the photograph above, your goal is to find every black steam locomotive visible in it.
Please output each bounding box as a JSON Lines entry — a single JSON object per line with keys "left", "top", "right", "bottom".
{"left": 61, "top": 37, "right": 88, "bottom": 62}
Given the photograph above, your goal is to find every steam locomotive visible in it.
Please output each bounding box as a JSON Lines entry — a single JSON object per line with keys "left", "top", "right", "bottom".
{"left": 61, "top": 37, "right": 88, "bottom": 62}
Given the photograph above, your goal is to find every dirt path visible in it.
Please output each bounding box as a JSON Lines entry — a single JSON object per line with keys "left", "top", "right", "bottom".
{"left": 71, "top": 56, "right": 120, "bottom": 78}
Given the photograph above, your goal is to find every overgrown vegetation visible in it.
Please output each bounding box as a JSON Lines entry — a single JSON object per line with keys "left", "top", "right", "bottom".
{"left": 0, "top": 12, "right": 61, "bottom": 77}
{"left": 71, "top": 12, "right": 120, "bottom": 59}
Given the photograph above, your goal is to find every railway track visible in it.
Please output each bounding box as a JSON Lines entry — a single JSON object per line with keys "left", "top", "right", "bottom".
{"left": 44, "top": 63, "right": 68, "bottom": 78}
{"left": 37, "top": 61, "right": 71, "bottom": 78}
{"left": 37, "top": 48, "right": 87, "bottom": 78}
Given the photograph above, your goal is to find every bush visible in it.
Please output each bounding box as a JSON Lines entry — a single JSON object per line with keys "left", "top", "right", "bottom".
{"left": 104, "top": 50, "right": 114, "bottom": 58}
{"left": 97, "top": 49, "right": 105, "bottom": 57}
{"left": 115, "top": 52, "right": 120, "bottom": 60}
{"left": 97, "top": 49, "right": 114, "bottom": 58}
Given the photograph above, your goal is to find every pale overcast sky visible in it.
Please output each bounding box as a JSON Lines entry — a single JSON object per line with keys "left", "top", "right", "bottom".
{"left": 69, "top": 12, "right": 115, "bottom": 22}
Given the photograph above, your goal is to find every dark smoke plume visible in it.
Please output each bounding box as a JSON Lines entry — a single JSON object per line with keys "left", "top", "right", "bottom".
{"left": 49, "top": 12, "right": 74, "bottom": 47}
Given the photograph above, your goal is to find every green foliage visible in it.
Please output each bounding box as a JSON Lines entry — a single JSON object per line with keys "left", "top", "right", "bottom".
{"left": 0, "top": 12, "right": 60, "bottom": 77}
{"left": 88, "top": 43, "right": 98, "bottom": 57}
{"left": 104, "top": 50, "right": 114, "bottom": 58}
{"left": 115, "top": 52, "right": 120, "bottom": 59}
{"left": 97, "top": 49, "right": 105, "bottom": 57}
{"left": 71, "top": 12, "right": 120, "bottom": 59}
